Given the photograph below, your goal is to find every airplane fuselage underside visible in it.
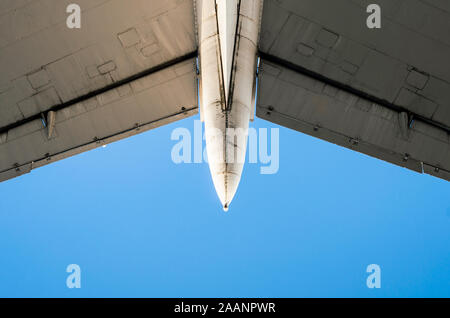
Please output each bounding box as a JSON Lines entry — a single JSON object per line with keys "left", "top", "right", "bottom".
{"left": 197, "top": 0, "right": 262, "bottom": 210}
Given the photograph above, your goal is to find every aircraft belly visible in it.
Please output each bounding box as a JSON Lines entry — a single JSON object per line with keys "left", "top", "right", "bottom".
{"left": 198, "top": 0, "right": 262, "bottom": 210}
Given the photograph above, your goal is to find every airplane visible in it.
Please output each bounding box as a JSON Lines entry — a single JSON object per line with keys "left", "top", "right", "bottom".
{"left": 0, "top": 0, "right": 449, "bottom": 211}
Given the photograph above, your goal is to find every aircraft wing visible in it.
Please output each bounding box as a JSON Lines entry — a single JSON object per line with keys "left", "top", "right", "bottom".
{"left": 256, "top": 0, "right": 450, "bottom": 181}
{"left": 0, "top": 0, "right": 198, "bottom": 182}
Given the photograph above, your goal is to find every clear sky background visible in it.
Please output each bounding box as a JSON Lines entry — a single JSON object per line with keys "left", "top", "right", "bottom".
{"left": 0, "top": 115, "right": 449, "bottom": 298}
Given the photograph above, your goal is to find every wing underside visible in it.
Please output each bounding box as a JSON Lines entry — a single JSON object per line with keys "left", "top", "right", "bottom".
{"left": 0, "top": 0, "right": 198, "bottom": 182}
{"left": 257, "top": 0, "right": 450, "bottom": 181}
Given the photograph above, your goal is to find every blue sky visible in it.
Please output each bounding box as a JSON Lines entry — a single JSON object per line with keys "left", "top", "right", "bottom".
{"left": 0, "top": 115, "right": 449, "bottom": 297}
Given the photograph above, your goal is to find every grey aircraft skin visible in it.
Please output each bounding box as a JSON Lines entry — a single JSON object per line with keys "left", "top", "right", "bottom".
{"left": 0, "top": 0, "right": 449, "bottom": 210}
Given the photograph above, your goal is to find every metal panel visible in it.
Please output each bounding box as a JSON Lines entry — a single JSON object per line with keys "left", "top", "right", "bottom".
{"left": 0, "top": 59, "right": 198, "bottom": 182}
{"left": 0, "top": 0, "right": 198, "bottom": 182}
{"left": 257, "top": 0, "right": 450, "bottom": 182}
{"left": 0, "top": 0, "right": 197, "bottom": 128}
{"left": 257, "top": 60, "right": 450, "bottom": 182}
{"left": 259, "top": 0, "right": 450, "bottom": 128}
